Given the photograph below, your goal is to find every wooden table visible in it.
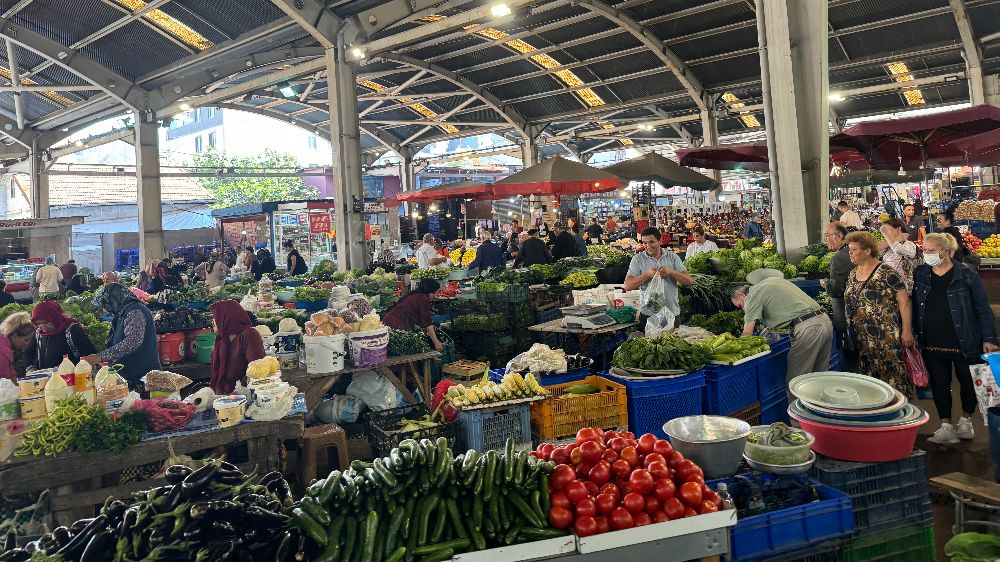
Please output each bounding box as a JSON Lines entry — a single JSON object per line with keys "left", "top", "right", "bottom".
{"left": 528, "top": 319, "right": 638, "bottom": 369}
{"left": 0, "top": 417, "right": 303, "bottom": 525}
{"left": 284, "top": 351, "right": 441, "bottom": 411}
{"left": 930, "top": 471, "right": 1000, "bottom": 534}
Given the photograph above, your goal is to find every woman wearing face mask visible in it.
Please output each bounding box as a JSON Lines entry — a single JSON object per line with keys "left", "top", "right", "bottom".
{"left": 913, "top": 233, "right": 998, "bottom": 444}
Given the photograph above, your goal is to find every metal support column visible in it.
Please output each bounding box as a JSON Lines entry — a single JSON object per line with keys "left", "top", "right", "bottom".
{"left": 756, "top": 0, "right": 823, "bottom": 256}
{"left": 700, "top": 108, "right": 720, "bottom": 204}
{"left": 402, "top": 154, "right": 417, "bottom": 242}
{"left": 135, "top": 117, "right": 164, "bottom": 263}
{"left": 327, "top": 37, "right": 367, "bottom": 271}
{"left": 985, "top": 74, "right": 1000, "bottom": 105}
{"left": 521, "top": 138, "right": 536, "bottom": 167}
{"left": 29, "top": 141, "right": 48, "bottom": 219}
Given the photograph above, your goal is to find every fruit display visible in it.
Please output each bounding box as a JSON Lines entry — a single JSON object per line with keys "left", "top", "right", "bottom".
{"left": 704, "top": 333, "right": 771, "bottom": 363}
{"left": 535, "top": 428, "right": 722, "bottom": 537}
{"left": 560, "top": 271, "right": 598, "bottom": 288}
{"left": 955, "top": 199, "right": 998, "bottom": 221}
{"left": 612, "top": 334, "right": 712, "bottom": 373}
{"left": 979, "top": 234, "right": 1000, "bottom": 258}
{"left": 446, "top": 371, "right": 550, "bottom": 409}
{"left": 686, "top": 310, "right": 746, "bottom": 337}
{"left": 412, "top": 267, "right": 450, "bottom": 280}
{"left": 963, "top": 231, "right": 983, "bottom": 254}
{"left": 450, "top": 247, "right": 477, "bottom": 267}
{"left": 292, "top": 438, "right": 560, "bottom": 561}
{"left": 0, "top": 461, "right": 296, "bottom": 562}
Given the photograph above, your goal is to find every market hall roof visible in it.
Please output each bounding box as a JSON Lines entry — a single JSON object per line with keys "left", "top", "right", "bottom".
{"left": 0, "top": 0, "right": 997, "bottom": 165}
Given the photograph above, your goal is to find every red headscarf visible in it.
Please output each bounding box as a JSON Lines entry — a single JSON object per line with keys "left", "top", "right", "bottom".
{"left": 31, "top": 301, "right": 80, "bottom": 336}
{"left": 209, "top": 300, "right": 263, "bottom": 393}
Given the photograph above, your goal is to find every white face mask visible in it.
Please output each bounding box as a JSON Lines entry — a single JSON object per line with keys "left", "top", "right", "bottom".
{"left": 924, "top": 252, "right": 943, "bottom": 267}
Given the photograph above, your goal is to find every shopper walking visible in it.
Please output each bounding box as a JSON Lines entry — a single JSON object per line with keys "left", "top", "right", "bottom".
{"left": 26, "top": 300, "right": 98, "bottom": 370}
{"left": 685, "top": 225, "right": 719, "bottom": 259}
{"left": 913, "top": 233, "right": 998, "bottom": 443}
{"left": 731, "top": 270, "right": 832, "bottom": 386}
{"left": 843, "top": 231, "right": 914, "bottom": 396}
{"left": 933, "top": 211, "right": 969, "bottom": 261}
{"left": 903, "top": 203, "right": 925, "bottom": 242}
{"left": 821, "top": 222, "right": 856, "bottom": 370}
{"left": 880, "top": 218, "right": 920, "bottom": 292}
{"left": 626, "top": 227, "right": 692, "bottom": 328}
{"left": 34, "top": 256, "right": 63, "bottom": 298}
{"left": 469, "top": 229, "right": 504, "bottom": 271}
{"left": 513, "top": 229, "right": 552, "bottom": 267}
{"left": 572, "top": 224, "right": 588, "bottom": 256}
{"left": 250, "top": 248, "right": 277, "bottom": 280}
{"left": 551, "top": 222, "right": 579, "bottom": 260}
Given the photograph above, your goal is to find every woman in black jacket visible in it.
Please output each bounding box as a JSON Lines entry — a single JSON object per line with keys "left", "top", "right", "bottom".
{"left": 251, "top": 249, "right": 277, "bottom": 280}
{"left": 913, "top": 232, "right": 997, "bottom": 445}
{"left": 25, "top": 300, "right": 97, "bottom": 370}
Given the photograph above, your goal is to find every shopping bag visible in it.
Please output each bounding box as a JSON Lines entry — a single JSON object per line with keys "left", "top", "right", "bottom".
{"left": 644, "top": 307, "right": 676, "bottom": 338}
{"left": 903, "top": 345, "right": 930, "bottom": 387}
{"left": 641, "top": 272, "right": 667, "bottom": 313}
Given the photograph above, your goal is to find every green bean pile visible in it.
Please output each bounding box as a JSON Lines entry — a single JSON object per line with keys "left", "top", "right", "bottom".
{"left": 14, "top": 395, "right": 94, "bottom": 457}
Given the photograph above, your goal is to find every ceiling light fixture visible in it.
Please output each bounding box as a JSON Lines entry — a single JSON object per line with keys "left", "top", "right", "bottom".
{"left": 350, "top": 46, "right": 366, "bottom": 60}
{"left": 490, "top": 3, "right": 512, "bottom": 17}
{"left": 179, "top": 103, "right": 191, "bottom": 111}
{"left": 829, "top": 93, "right": 845, "bottom": 102}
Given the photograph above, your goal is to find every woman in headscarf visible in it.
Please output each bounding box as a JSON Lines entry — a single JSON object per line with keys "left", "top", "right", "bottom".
{"left": 194, "top": 251, "right": 229, "bottom": 289}
{"left": 25, "top": 300, "right": 97, "bottom": 370}
{"left": 209, "top": 300, "right": 266, "bottom": 394}
{"left": 101, "top": 271, "right": 119, "bottom": 286}
{"left": 82, "top": 283, "right": 160, "bottom": 387}
{"left": 137, "top": 260, "right": 157, "bottom": 292}
{"left": 250, "top": 249, "right": 276, "bottom": 281}
{"left": 69, "top": 267, "right": 93, "bottom": 295}
{"left": 0, "top": 312, "right": 33, "bottom": 379}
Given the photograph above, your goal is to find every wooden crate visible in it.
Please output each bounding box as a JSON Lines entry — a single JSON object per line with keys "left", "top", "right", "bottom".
{"left": 442, "top": 359, "right": 490, "bottom": 384}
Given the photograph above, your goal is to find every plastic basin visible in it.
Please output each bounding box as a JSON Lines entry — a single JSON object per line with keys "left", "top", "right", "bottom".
{"left": 744, "top": 425, "right": 814, "bottom": 465}
{"left": 663, "top": 415, "right": 750, "bottom": 479}
{"left": 275, "top": 290, "right": 294, "bottom": 302}
{"left": 276, "top": 279, "right": 305, "bottom": 288}
{"left": 789, "top": 408, "right": 928, "bottom": 462}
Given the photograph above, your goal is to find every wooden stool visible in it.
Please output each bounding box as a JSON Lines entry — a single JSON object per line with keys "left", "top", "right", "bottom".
{"left": 930, "top": 472, "right": 1000, "bottom": 534}
{"left": 297, "top": 423, "right": 349, "bottom": 485}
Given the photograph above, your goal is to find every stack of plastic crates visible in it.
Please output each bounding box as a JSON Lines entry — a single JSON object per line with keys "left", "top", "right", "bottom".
{"left": 530, "top": 375, "right": 628, "bottom": 441}
{"left": 605, "top": 371, "right": 705, "bottom": 439}
{"left": 808, "top": 450, "right": 935, "bottom": 562}
{"left": 532, "top": 304, "right": 563, "bottom": 349}
{"left": 757, "top": 335, "right": 791, "bottom": 425}
{"left": 703, "top": 359, "right": 760, "bottom": 415}
{"left": 455, "top": 403, "right": 531, "bottom": 451}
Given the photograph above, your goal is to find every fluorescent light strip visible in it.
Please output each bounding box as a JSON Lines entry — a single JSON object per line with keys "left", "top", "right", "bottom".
{"left": 885, "top": 62, "right": 926, "bottom": 106}
{"left": 721, "top": 92, "right": 761, "bottom": 128}
{"left": 359, "top": 80, "right": 458, "bottom": 134}
{"left": 112, "top": 0, "right": 213, "bottom": 51}
{"left": 0, "top": 66, "right": 71, "bottom": 106}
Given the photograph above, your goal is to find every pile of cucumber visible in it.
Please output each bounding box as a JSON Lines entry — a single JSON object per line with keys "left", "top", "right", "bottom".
{"left": 293, "top": 438, "right": 565, "bottom": 562}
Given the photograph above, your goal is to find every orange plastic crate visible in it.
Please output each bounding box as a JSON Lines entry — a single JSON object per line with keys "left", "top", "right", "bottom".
{"left": 531, "top": 375, "right": 628, "bottom": 440}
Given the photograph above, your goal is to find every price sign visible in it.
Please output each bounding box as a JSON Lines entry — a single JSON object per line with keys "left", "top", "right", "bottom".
{"left": 309, "top": 213, "right": 331, "bottom": 233}
{"left": 363, "top": 201, "right": 386, "bottom": 213}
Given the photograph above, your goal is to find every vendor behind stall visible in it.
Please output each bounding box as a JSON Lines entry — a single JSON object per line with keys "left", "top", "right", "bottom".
{"left": 209, "top": 300, "right": 266, "bottom": 394}
{"left": 251, "top": 249, "right": 277, "bottom": 280}
{"left": 26, "top": 301, "right": 97, "bottom": 370}
{"left": 382, "top": 279, "right": 444, "bottom": 351}
{"left": 84, "top": 284, "right": 159, "bottom": 387}
{"left": 284, "top": 240, "right": 308, "bottom": 276}
{"left": 0, "top": 312, "right": 33, "bottom": 379}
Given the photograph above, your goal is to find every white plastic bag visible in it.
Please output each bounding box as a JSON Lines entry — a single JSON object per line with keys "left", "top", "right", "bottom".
{"left": 240, "top": 288, "right": 259, "bottom": 314}
{"left": 644, "top": 307, "right": 677, "bottom": 338}
{"left": 316, "top": 395, "right": 365, "bottom": 424}
{"left": 346, "top": 370, "right": 405, "bottom": 411}
{"left": 641, "top": 272, "right": 668, "bottom": 313}
{"left": 970, "top": 363, "right": 1000, "bottom": 425}
{"left": 506, "top": 344, "right": 568, "bottom": 374}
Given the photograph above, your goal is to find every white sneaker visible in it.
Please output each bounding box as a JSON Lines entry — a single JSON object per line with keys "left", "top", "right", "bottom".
{"left": 956, "top": 417, "right": 975, "bottom": 440}
{"left": 927, "top": 424, "right": 960, "bottom": 444}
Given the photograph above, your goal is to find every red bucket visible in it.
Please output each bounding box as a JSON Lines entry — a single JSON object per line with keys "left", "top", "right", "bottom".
{"left": 184, "top": 328, "right": 212, "bottom": 360}
{"left": 157, "top": 332, "right": 186, "bottom": 364}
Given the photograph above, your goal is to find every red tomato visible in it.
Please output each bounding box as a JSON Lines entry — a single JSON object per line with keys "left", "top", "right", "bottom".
{"left": 609, "top": 507, "right": 634, "bottom": 530}
{"left": 644, "top": 495, "right": 661, "bottom": 516}
{"left": 679, "top": 482, "right": 703, "bottom": 508}
{"left": 550, "top": 491, "right": 572, "bottom": 510}
{"left": 550, "top": 446, "right": 569, "bottom": 465}
{"left": 599, "top": 483, "right": 620, "bottom": 498}
{"left": 675, "top": 459, "right": 704, "bottom": 482}
{"left": 540, "top": 443, "right": 555, "bottom": 460}
{"left": 603, "top": 430, "right": 619, "bottom": 444}
{"left": 588, "top": 461, "right": 612, "bottom": 486}
{"left": 637, "top": 433, "right": 657, "bottom": 455}
{"left": 611, "top": 459, "right": 632, "bottom": 480}
{"left": 703, "top": 489, "right": 722, "bottom": 509}
{"left": 620, "top": 447, "right": 639, "bottom": 467}
{"left": 633, "top": 512, "right": 653, "bottom": 527}
{"left": 574, "top": 515, "right": 598, "bottom": 537}
{"left": 647, "top": 461, "right": 670, "bottom": 481}
{"left": 620, "top": 431, "right": 635, "bottom": 441}
{"left": 643, "top": 453, "right": 667, "bottom": 468}
{"left": 574, "top": 462, "right": 592, "bottom": 480}
{"left": 622, "top": 492, "right": 645, "bottom": 514}
{"left": 667, "top": 450, "right": 685, "bottom": 469}
{"left": 653, "top": 478, "right": 676, "bottom": 502}
{"left": 654, "top": 511, "right": 670, "bottom": 523}
{"left": 616, "top": 479, "right": 631, "bottom": 495}
{"left": 686, "top": 474, "right": 705, "bottom": 487}
{"left": 529, "top": 451, "right": 540, "bottom": 459}
{"left": 595, "top": 493, "right": 618, "bottom": 515}
{"left": 602, "top": 449, "right": 619, "bottom": 463}
{"left": 583, "top": 481, "right": 599, "bottom": 497}
{"left": 662, "top": 497, "right": 684, "bottom": 520}
{"left": 684, "top": 507, "right": 698, "bottom": 518}
{"left": 550, "top": 465, "right": 575, "bottom": 490}
{"left": 576, "top": 427, "right": 602, "bottom": 445}
{"left": 628, "top": 469, "right": 655, "bottom": 495}
{"left": 579, "top": 441, "right": 604, "bottom": 465}
{"left": 565, "top": 480, "right": 589, "bottom": 503}
{"left": 607, "top": 437, "right": 627, "bottom": 453}
{"left": 652, "top": 439, "right": 673, "bottom": 456}
{"left": 575, "top": 497, "right": 597, "bottom": 518}
{"left": 548, "top": 506, "right": 573, "bottom": 529}
{"left": 569, "top": 447, "right": 583, "bottom": 466}
{"left": 699, "top": 500, "right": 719, "bottom": 514}
{"left": 595, "top": 516, "right": 610, "bottom": 534}
{"left": 536, "top": 442, "right": 546, "bottom": 453}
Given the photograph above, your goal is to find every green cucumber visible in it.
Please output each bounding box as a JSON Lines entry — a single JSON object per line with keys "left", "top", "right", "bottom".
{"left": 412, "top": 539, "right": 470, "bottom": 556}
{"left": 417, "top": 547, "right": 454, "bottom": 562}
{"left": 385, "top": 546, "right": 407, "bottom": 562}
{"left": 444, "top": 498, "right": 466, "bottom": 539}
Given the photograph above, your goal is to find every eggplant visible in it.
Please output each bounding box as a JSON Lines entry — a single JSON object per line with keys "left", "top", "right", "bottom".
{"left": 50, "top": 526, "right": 71, "bottom": 548}
{"left": 244, "top": 506, "right": 290, "bottom": 527}
{"left": 164, "top": 465, "right": 193, "bottom": 484}
{"left": 55, "top": 514, "right": 107, "bottom": 559}
{"left": 70, "top": 518, "right": 95, "bottom": 535}
{"left": 0, "top": 549, "right": 28, "bottom": 562}
{"left": 79, "top": 530, "right": 114, "bottom": 562}
{"left": 182, "top": 462, "right": 219, "bottom": 498}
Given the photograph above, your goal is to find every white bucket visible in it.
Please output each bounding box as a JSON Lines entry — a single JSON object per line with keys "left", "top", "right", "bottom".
{"left": 304, "top": 334, "right": 347, "bottom": 374}
{"left": 348, "top": 327, "right": 390, "bottom": 367}
{"left": 277, "top": 351, "right": 298, "bottom": 370}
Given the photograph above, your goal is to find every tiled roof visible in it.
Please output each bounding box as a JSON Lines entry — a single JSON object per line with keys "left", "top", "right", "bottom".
{"left": 39, "top": 166, "right": 214, "bottom": 207}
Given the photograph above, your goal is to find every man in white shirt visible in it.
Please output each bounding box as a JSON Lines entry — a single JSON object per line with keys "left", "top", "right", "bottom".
{"left": 35, "top": 256, "right": 63, "bottom": 296}
{"left": 836, "top": 201, "right": 862, "bottom": 230}
{"left": 415, "top": 233, "right": 447, "bottom": 268}
{"left": 685, "top": 225, "right": 719, "bottom": 259}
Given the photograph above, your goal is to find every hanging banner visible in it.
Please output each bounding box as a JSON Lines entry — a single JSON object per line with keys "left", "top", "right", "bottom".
{"left": 309, "top": 213, "right": 331, "bottom": 233}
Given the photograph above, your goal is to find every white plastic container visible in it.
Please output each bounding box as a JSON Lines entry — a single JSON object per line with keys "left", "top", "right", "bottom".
{"left": 304, "top": 334, "right": 347, "bottom": 373}
{"left": 213, "top": 395, "right": 247, "bottom": 428}
{"left": 74, "top": 359, "right": 95, "bottom": 405}
{"left": 56, "top": 355, "right": 75, "bottom": 389}
{"left": 44, "top": 369, "right": 74, "bottom": 414}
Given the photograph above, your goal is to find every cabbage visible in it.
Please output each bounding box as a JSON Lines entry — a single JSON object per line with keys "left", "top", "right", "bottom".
{"left": 799, "top": 255, "right": 820, "bottom": 273}
{"left": 784, "top": 264, "right": 798, "bottom": 278}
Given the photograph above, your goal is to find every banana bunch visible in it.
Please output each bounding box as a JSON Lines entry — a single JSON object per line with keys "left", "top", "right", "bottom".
{"left": 446, "top": 372, "right": 549, "bottom": 408}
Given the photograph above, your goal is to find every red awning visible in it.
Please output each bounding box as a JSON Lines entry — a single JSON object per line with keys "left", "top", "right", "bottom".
{"left": 676, "top": 143, "right": 770, "bottom": 172}
{"left": 396, "top": 180, "right": 493, "bottom": 203}
{"left": 491, "top": 156, "right": 622, "bottom": 197}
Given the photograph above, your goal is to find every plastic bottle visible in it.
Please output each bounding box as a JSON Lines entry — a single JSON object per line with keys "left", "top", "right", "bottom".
{"left": 95, "top": 362, "right": 112, "bottom": 388}
{"left": 74, "top": 358, "right": 95, "bottom": 405}
{"left": 56, "top": 355, "right": 75, "bottom": 389}
{"left": 716, "top": 482, "right": 735, "bottom": 511}
{"left": 44, "top": 368, "right": 73, "bottom": 414}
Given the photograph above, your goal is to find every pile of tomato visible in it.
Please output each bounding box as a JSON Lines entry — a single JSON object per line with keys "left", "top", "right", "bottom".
{"left": 532, "top": 428, "right": 722, "bottom": 537}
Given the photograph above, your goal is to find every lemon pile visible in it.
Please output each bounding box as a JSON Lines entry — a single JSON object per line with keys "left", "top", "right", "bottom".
{"left": 979, "top": 234, "right": 1000, "bottom": 258}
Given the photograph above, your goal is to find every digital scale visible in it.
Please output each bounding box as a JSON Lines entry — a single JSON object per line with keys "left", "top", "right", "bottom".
{"left": 560, "top": 304, "right": 615, "bottom": 329}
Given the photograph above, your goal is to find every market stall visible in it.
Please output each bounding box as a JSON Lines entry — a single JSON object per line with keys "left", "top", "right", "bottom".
{"left": 211, "top": 199, "right": 338, "bottom": 270}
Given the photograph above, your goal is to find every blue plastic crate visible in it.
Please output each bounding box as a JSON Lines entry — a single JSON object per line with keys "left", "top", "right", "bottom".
{"left": 533, "top": 306, "right": 562, "bottom": 324}
{"left": 718, "top": 478, "right": 854, "bottom": 561}
{"left": 703, "top": 361, "right": 759, "bottom": 415}
{"left": 791, "top": 278, "right": 823, "bottom": 298}
{"left": 753, "top": 538, "right": 848, "bottom": 562}
{"left": 850, "top": 480, "right": 933, "bottom": 534}
{"left": 606, "top": 371, "right": 705, "bottom": 439}
{"left": 807, "top": 450, "right": 926, "bottom": 497}
{"left": 757, "top": 336, "right": 791, "bottom": 397}
{"left": 456, "top": 403, "right": 531, "bottom": 451}
{"left": 760, "top": 387, "right": 789, "bottom": 425}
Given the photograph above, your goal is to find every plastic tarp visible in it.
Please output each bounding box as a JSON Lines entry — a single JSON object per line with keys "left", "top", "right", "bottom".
{"left": 603, "top": 153, "right": 719, "bottom": 191}
{"left": 72, "top": 206, "right": 215, "bottom": 234}
{"left": 491, "top": 156, "right": 622, "bottom": 197}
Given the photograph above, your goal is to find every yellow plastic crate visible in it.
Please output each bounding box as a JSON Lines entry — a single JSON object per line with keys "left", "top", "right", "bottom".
{"left": 531, "top": 375, "right": 628, "bottom": 440}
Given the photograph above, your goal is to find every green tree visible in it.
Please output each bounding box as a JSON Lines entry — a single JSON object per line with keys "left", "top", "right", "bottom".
{"left": 189, "top": 148, "right": 319, "bottom": 208}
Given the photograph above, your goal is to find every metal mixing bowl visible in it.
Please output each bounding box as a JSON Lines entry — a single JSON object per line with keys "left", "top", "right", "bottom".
{"left": 663, "top": 415, "right": 752, "bottom": 479}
